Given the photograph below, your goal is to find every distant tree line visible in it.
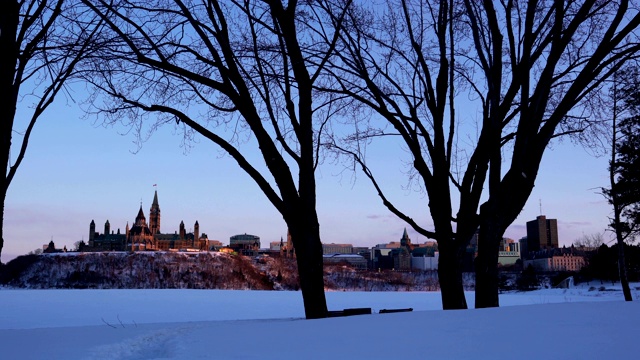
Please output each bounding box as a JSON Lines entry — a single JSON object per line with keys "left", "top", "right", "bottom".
{"left": 581, "top": 244, "right": 640, "bottom": 284}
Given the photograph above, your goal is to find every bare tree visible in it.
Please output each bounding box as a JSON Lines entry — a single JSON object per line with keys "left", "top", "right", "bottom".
{"left": 0, "top": 0, "right": 102, "bottom": 259}
{"left": 81, "top": 0, "right": 349, "bottom": 319}
{"left": 323, "top": 0, "right": 473, "bottom": 309}
{"left": 604, "top": 69, "right": 640, "bottom": 301}
{"left": 573, "top": 233, "right": 605, "bottom": 249}
{"left": 323, "top": 0, "right": 640, "bottom": 309}
{"left": 467, "top": 0, "right": 640, "bottom": 308}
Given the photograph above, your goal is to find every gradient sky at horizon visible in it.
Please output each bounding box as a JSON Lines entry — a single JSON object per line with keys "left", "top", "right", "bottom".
{"left": 2, "top": 87, "right": 614, "bottom": 263}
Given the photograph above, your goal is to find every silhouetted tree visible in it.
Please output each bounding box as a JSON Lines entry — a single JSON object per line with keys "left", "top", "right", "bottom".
{"left": 603, "top": 69, "right": 640, "bottom": 301}
{"left": 324, "top": 0, "right": 482, "bottom": 310}
{"left": 462, "top": 0, "right": 640, "bottom": 309}
{"left": 0, "top": 0, "right": 102, "bottom": 259}
{"left": 324, "top": 0, "right": 640, "bottom": 309}
{"left": 583, "top": 244, "right": 620, "bottom": 283}
{"left": 81, "top": 0, "right": 350, "bottom": 319}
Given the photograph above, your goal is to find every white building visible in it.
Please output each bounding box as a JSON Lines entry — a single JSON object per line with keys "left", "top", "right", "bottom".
{"left": 411, "top": 252, "right": 439, "bottom": 271}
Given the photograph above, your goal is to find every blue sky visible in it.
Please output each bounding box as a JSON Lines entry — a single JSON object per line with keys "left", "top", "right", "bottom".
{"left": 2, "top": 90, "right": 614, "bottom": 263}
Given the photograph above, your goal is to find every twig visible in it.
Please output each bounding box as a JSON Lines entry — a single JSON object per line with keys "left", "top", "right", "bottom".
{"left": 101, "top": 318, "right": 116, "bottom": 329}
{"left": 117, "top": 314, "right": 125, "bottom": 328}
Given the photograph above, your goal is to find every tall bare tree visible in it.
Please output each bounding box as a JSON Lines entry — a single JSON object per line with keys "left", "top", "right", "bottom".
{"left": 0, "top": 0, "right": 102, "bottom": 259}
{"left": 81, "top": 0, "right": 349, "bottom": 319}
{"left": 604, "top": 69, "right": 640, "bottom": 301}
{"left": 323, "top": 0, "right": 474, "bottom": 309}
{"left": 469, "top": 0, "right": 640, "bottom": 308}
{"left": 323, "top": 0, "right": 640, "bottom": 309}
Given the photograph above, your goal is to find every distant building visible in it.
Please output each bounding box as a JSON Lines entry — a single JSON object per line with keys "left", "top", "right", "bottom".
{"left": 411, "top": 252, "right": 439, "bottom": 271}
{"left": 372, "top": 229, "right": 435, "bottom": 271}
{"left": 518, "top": 237, "right": 528, "bottom": 259}
{"left": 280, "top": 231, "right": 295, "bottom": 259}
{"left": 526, "top": 215, "right": 559, "bottom": 253}
{"left": 208, "top": 240, "right": 224, "bottom": 251}
{"left": 372, "top": 248, "right": 392, "bottom": 270}
{"left": 498, "top": 251, "right": 521, "bottom": 266}
{"left": 524, "top": 247, "right": 586, "bottom": 272}
{"left": 498, "top": 238, "right": 521, "bottom": 266}
{"left": 43, "top": 240, "right": 66, "bottom": 254}
{"left": 371, "top": 229, "right": 414, "bottom": 271}
{"left": 322, "top": 243, "right": 353, "bottom": 255}
{"left": 85, "top": 190, "right": 208, "bottom": 252}
{"left": 88, "top": 219, "right": 126, "bottom": 251}
{"left": 230, "top": 233, "right": 260, "bottom": 256}
{"left": 375, "top": 241, "right": 402, "bottom": 249}
{"left": 323, "top": 254, "right": 367, "bottom": 270}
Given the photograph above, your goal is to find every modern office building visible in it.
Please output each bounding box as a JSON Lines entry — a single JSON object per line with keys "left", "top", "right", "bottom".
{"left": 526, "top": 215, "right": 559, "bottom": 253}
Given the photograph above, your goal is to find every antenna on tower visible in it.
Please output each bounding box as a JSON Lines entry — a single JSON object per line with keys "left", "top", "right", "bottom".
{"left": 539, "top": 199, "right": 542, "bottom": 215}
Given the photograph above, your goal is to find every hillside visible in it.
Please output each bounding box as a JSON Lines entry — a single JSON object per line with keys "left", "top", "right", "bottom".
{"left": 0, "top": 252, "right": 298, "bottom": 290}
{"left": 0, "top": 251, "right": 474, "bottom": 291}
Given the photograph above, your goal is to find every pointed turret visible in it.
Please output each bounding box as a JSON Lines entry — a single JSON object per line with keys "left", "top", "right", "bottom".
{"left": 400, "top": 227, "right": 413, "bottom": 251}
{"left": 400, "top": 228, "right": 410, "bottom": 246}
{"left": 135, "top": 206, "right": 147, "bottom": 227}
{"left": 104, "top": 220, "right": 111, "bottom": 236}
{"left": 89, "top": 220, "right": 96, "bottom": 246}
{"left": 179, "top": 220, "right": 186, "bottom": 240}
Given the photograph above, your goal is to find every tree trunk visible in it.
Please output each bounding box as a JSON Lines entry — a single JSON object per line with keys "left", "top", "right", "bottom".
{"left": 475, "top": 205, "right": 502, "bottom": 308}
{"left": 0, "top": 191, "right": 5, "bottom": 259}
{"left": 616, "top": 240, "right": 633, "bottom": 301}
{"left": 288, "top": 216, "right": 328, "bottom": 319}
{"left": 0, "top": 0, "right": 19, "bottom": 260}
{"left": 474, "top": 166, "right": 538, "bottom": 308}
{"left": 437, "top": 241, "right": 468, "bottom": 309}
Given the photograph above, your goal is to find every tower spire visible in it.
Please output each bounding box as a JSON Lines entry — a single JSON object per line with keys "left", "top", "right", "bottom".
{"left": 150, "top": 189, "right": 161, "bottom": 235}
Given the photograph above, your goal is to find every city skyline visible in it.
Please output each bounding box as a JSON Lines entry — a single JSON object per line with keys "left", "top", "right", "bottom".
{"left": 2, "top": 98, "right": 613, "bottom": 262}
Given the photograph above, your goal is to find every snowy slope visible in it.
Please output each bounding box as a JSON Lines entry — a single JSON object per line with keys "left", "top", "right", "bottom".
{"left": 0, "top": 285, "right": 637, "bottom": 359}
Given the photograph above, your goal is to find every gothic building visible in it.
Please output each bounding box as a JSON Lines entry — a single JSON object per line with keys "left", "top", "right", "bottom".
{"left": 392, "top": 228, "right": 413, "bottom": 271}
{"left": 86, "top": 190, "right": 208, "bottom": 252}
{"left": 280, "top": 230, "right": 295, "bottom": 259}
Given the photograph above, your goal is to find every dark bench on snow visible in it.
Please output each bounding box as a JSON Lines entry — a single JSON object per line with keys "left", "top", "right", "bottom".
{"left": 379, "top": 308, "right": 413, "bottom": 314}
{"left": 327, "top": 307, "right": 372, "bottom": 317}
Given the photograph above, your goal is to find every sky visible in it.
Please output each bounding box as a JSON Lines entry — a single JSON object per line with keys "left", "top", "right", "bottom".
{"left": 0, "top": 285, "right": 637, "bottom": 359}
{"left": 2, "top": 85, "right": 614, "bottom": 263}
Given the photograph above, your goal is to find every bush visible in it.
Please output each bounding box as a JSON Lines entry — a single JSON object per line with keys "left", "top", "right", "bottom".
{"left": 516, "top": 265, "right": 540, "bottom": 291}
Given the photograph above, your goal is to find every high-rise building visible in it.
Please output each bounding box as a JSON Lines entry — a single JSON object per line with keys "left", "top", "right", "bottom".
{"left": 526, "top": 215, "right": 558, "bottom": 253}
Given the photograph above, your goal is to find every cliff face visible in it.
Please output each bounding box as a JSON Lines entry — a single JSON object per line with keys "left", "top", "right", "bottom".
{"left": 0, "top": 252, "right": 299, "bottom": 290}
{"left": 1, "top": 252, "right": 470, "bottom": 291}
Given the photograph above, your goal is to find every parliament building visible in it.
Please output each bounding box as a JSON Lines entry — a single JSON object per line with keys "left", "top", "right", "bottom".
{"left": 85, "top": 191, "right": 208, "bottom": 252}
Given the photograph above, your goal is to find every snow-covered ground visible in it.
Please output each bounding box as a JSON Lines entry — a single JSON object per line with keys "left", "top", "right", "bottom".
{"left": 1, "top": 283, "right": 638, "bottom": 359}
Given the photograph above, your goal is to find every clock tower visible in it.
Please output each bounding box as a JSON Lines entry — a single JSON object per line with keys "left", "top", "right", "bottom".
{"left": 149, "top": 190, "right": 161, "bottom": 235}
